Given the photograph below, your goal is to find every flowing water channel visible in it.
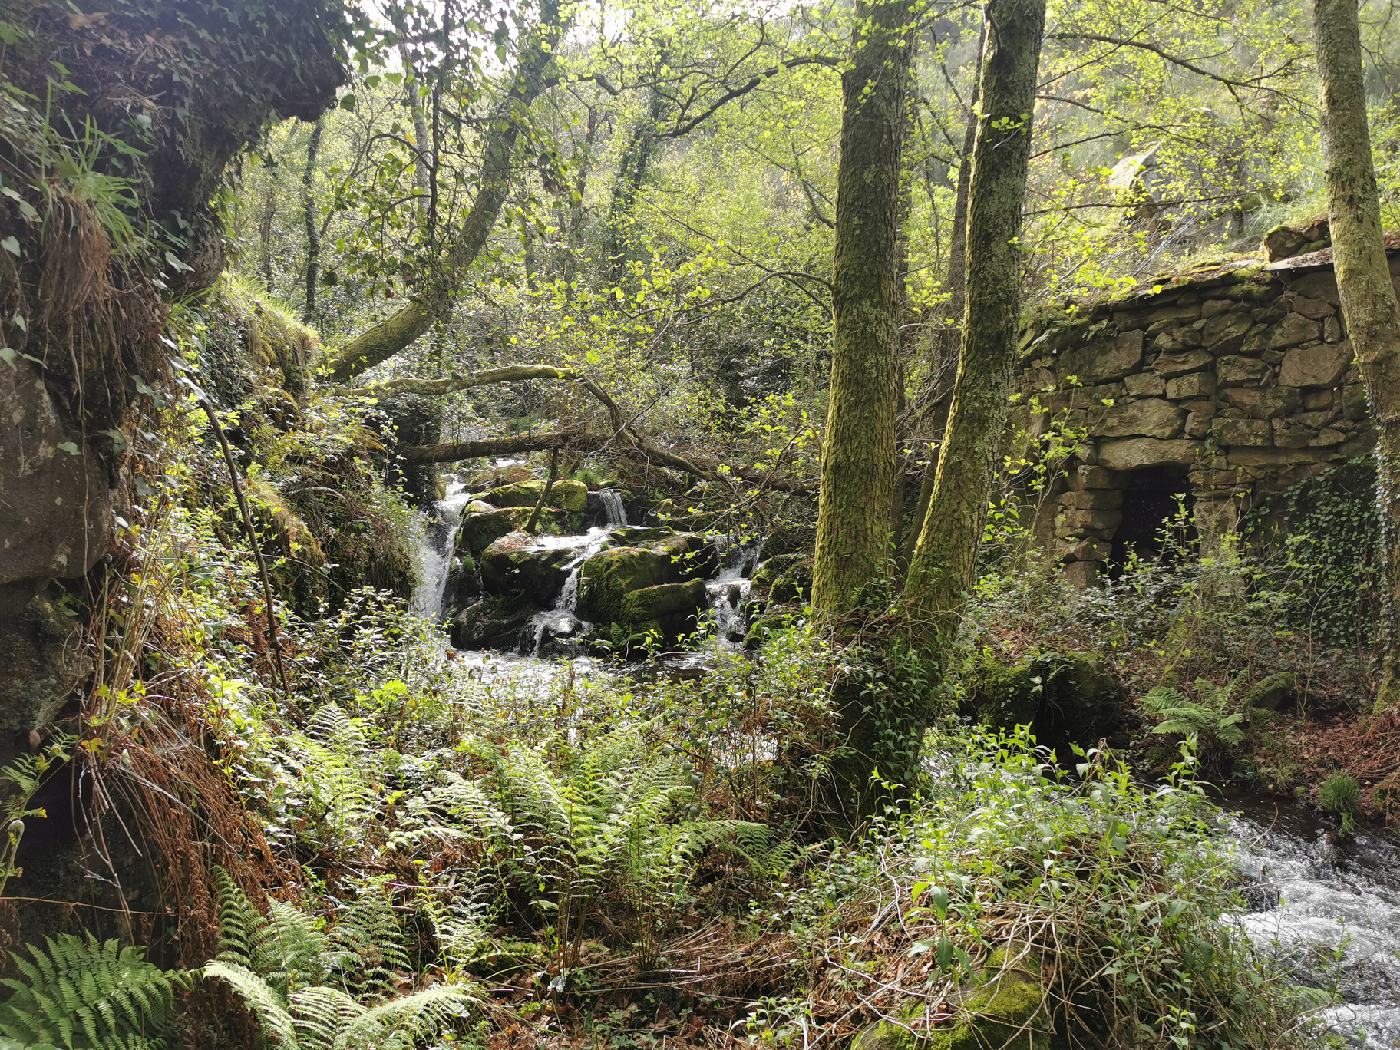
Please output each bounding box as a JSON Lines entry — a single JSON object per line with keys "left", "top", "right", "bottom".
{"left": 409, "top": 489, "right": 1400, "bottom": 1047}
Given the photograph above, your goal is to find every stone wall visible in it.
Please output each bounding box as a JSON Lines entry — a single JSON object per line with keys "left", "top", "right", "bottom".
{"left": 1014, "top": 245, "right": 1400, "bottom": 585}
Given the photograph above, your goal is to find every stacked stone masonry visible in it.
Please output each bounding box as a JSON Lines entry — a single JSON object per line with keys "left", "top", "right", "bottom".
{"left": 1013, "top": 247, "right": 1400, "bottom": 585}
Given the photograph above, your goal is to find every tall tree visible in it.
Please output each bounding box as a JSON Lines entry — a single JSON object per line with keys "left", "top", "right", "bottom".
{"left": 810, "top": 0, "right": 922, "bottom": 621}
{"left": 1312, "top": 0, "right": 1400, "bottom": 709}
{"left": 325, "top": 0, "right": 563, "bottom": 380}
{"left": 901, "top": 0, "right": 1047, "bottom": 650}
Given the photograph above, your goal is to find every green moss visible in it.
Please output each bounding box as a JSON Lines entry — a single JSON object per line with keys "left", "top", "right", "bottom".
{"left": 618, "top": 580, "right": 705, "bottom": 625}
{"left": 851, "top": 952, "right": 1054, "bottom": 1050}
{"left": 479, "top": 479, "right": 588, "bottom": 513}
{"left": 964, "top": 651, "right": 1121, "bottom": 754}
{"left": 457, "top": 507, "right": 571, "bottom": 559}
{"left": 576, "top": 547, "right": 671, "bottom": 624}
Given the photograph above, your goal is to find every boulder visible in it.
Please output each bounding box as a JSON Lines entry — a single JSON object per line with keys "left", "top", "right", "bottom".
{"left": 1215, "top": 355, "right": 1270, "bottom": 385}
{"left": 1270, "top": 312, "right": 1320, "bottom": 349}
{"left": 1279, "top": 342, "right": 1351, "bottom": 388}
{"left": 457, "top": 506, "right": 570, "bottom": 559}
{"left": 751, "top": 553, "right": 813, "bottom": 604}
{"left": 479, "top": 539, "right": 578, "bottom": 603}
{"left": 478, "top": 478, "right": 588, "bottom": 512}
{"left": 576, "top": 546, "right": 673, "bottom": 623}
{"left": 450, "top": 595, "right": 535, "bottom": 650}
{"left": 618, "top": 579, "right": 707, "bottom": 639}
{"left": 1152, "top": 349, "right": 1213, "bottom": 377}
{"left": 1212, "top": 417, "right": 1273, "bottom": 448}
{"left": 964, "top": 651, "right": 1121, "bottom": 757}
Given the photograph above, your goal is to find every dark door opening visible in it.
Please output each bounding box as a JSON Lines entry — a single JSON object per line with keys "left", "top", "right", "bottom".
{"left": 1108, "top": 465, "right": 1196, "bottom": 574}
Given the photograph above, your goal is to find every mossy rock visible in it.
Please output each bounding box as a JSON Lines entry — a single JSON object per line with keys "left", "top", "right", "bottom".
{"left": 478, "top": 479, "right": 588, "bottom": 513}
{"left": 649, "top": 532, "right": 719, "bottom": 580}
{"left": 576, "top": 546, "right": 672, "bottom": 623}
{"left": 479, "top": 539, "right": 578, "bottom": 603}
{"left": 752, "top": 553, "right": 812, "bottom": 605}
{"left": 852, "top": 952, "right": 1055, "bottom": 1050}
{"left": 618, "top": 579, "right": 706, "bottom": 632}
{"left": 964, "top": 651, "right": 1121, "bottom": 755}
{"left": 457, "top": 507, "right": 573, "bottom": 559}
{"left": 1244, "top": 671, "right": 1296, "bottom": 711}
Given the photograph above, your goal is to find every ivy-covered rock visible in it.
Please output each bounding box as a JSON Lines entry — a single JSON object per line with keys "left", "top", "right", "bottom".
{"left": 964, "top": 651, "right": 1121, "bottom": 755}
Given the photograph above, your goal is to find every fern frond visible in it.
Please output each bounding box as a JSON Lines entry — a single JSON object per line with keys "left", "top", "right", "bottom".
{"left": 288, "top": 986, "right": 363, "bottom": 1050}
{"left": 332, "top": 983, "right": 477, "bottom": 1050}
{"left": 0, "top": 934, "right": 184, "bottom": 1050}
{"left": 203, "top": 959, "right": 300, "bottom": 1049}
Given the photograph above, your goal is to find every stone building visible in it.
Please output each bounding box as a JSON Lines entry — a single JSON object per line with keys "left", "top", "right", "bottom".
{"left": 1014, "top": 241, "right": 1400, "bottom": 585}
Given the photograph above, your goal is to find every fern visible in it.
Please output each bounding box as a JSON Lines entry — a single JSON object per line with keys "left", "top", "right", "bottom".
{"left": 203, "top": 960, "right": 476, "bottom": 1050}
{"left": 0, "top": 934, "right": 187, "bottom": 1050}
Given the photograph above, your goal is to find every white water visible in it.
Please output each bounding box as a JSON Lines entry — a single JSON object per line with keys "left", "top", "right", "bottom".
{"left": 706, "top": 534, "right": 764, "bottom": 646}
{"left": 411, "top": 479, "right": 472, "bottom": 618}
{"left": 521, "top": 527, "right": 613, "bottom": 655}
{"left": 1229, "top": 803, "right": 1400, "bottom": 1047}
{"left": 597, "top": 488, "right": 628, "bottom": 527}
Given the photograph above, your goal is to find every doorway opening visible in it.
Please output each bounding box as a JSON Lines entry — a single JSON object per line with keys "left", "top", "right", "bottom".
{"left": 1108, "top": 465, "right": 1196, "bottom": 575}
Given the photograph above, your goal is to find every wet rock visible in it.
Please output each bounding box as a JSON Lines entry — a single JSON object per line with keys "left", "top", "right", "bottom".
{"left": 457, "top": 507, "right": 570, "bottom": 559}
{"left": 450, "top": 595, "right": 536, "bottom": 650}
{"left": 479, "top": 539, "right": 578, "bottom": 603}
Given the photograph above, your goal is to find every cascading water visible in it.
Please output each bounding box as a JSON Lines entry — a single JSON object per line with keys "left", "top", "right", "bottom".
{"left": 519, "top": 527, "right": 614, "bottom": 655}
{"left": 597, "top": 488, "right": 628, "bottom": 527}
{"left": 1227, "top": 801, "right": 1400, "bottom": 1046}
{"left": 705, "top": 534, "right": 764, "bottom": 647}
{"left": 411, "top": 479, "right": 473, "bottom": 618}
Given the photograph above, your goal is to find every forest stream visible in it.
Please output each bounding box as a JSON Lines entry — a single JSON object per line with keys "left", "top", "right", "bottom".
{"left": 411, "top": 488, "right": 1400, "bottom": 1049}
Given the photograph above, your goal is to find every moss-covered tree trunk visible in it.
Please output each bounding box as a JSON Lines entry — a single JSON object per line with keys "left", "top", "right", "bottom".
{"left": 810, "top": 0, "right": 920, "bottom": 621}
{"left": 901, "top": 0, "right": 1046, "bottom": 652}
{"left": 1312, "top": 0, "right": 1400, "bottom": 709}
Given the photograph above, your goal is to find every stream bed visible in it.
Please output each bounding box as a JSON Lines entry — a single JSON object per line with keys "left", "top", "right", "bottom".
{"left": 410, "top": 489, "right": 1400, "bottom": 1047}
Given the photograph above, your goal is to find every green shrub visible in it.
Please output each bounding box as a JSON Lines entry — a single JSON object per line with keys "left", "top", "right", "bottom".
{"left": 1318, "top": 772, "right": 1361, "bottom": 835}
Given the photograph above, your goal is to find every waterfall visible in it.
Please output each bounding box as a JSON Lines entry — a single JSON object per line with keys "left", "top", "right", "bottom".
{"left": 410, "top": 482, "right": 472, "bottom": 618}
{"left": 705, "top": 533, "right": 764, "bottom": 646}
{"left": 597, "top": 488, "right": 628, "bottom": 527}
{"left": 520, "top": 527, "right": 612, "bottom": 655}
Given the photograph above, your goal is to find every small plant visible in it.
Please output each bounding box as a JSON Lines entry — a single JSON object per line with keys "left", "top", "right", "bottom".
{"left": 1318, "top": 772, "right": 1361, "bottom": 836}
{"left": 1140, "top": 680, "right": 1248, "bottom": 776}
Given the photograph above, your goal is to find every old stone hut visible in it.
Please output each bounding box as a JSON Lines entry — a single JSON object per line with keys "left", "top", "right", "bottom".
{"left": 1014, "top": 240, "right": 1400, "bottom": 585}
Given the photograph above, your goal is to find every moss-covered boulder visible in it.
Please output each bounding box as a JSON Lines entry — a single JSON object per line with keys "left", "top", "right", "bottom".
{"left": 479, "top": 538, "right": 578, "bottom": 603}
{"left": 851, "top": 952, "right": 1055, "bottom": 1050}
{"left": 479, "top": 478, "right": 588, "bottom": 513}
{"left": 617, "top": 580, "right": 707, "bottom": 639}
{"left": 576, "top": 546, "right": 672, "bottom": 624}
{"left": 457, "top": 507, "right": 571, "bottom": 559}
{"left": 964, "top": 651, "right": 1121, "bottom": 755}
{"left": 752, "top": 553, "right": 813, "bottom": 605}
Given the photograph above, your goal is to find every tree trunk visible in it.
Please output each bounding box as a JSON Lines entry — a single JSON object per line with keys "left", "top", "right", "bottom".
{"left": 810, "top": 0, "right": 920, "bottom": 622}
{"left": 302, "top": 117, "right": 323, "bottom": 323}
{"left": 324, "top": 0, "right": 563, "bottom": 380}
{"left": 901, "top": 0, "right": 1046, "bottom": 652}
{"left": 1312, "top": 0, "right": 1400, "bottom": 709}
{"left": 899, "top": 15, "right": 985, "bottom": 567}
